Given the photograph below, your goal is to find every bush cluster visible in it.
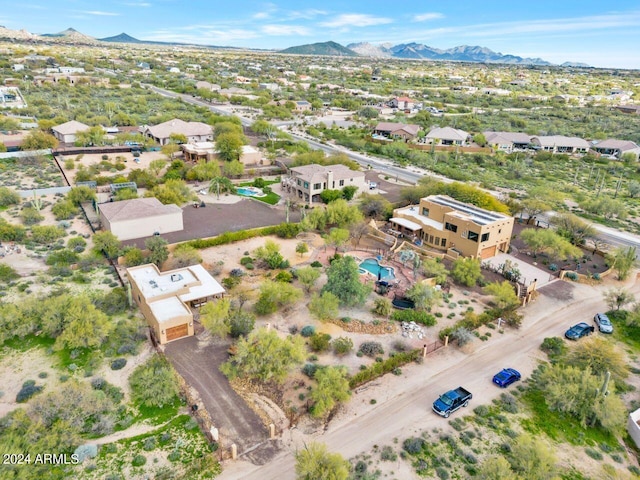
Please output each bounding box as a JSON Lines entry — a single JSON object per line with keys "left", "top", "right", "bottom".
{"left": 358, "top": 341, "right": 384, "bottom": 357}
{"left": 391, "top": 310, "right": 437, "bottom": 326}
{"left": 349, "top": 350, "right": 420, "bottom": 389}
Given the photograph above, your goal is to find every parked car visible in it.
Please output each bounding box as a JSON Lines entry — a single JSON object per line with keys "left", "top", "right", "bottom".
{"left": 594, "top": 313, "right": 613, "bottom": 333}
{"left": 492, "top": 368, "right": 521, "bottom": 388}
{"left": 564, "top": 322, "right": 595, "bottom": 340}
{"left": 432, "top": 386, "right": 472, "bottom": 418}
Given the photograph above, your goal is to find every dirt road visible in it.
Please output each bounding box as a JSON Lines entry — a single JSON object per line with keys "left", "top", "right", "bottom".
{"left": 219, "top": 276, "right": 638, "bottom": 479}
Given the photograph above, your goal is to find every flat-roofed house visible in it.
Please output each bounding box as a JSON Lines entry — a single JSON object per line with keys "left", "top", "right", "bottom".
{"left": 142, "top": 119, "right": 213, "bottom": 146}
{"left": 591, "top": 139, "right": 640, "bottom": 160}
{"left": 127, "top": 263, "right": 225, "bottom": 344}
{"left": 483, "top": 131, "right": 532, "bottom": 153}
{"left": 52, "top": 120, "right": 90, "bottom": 144}
{"left": 530, "top": 135, "right": 589, "bottom": 155}
{"left": 373, "top": 122, "right": 421, "bottom": 142}
{"left": 424, "top": 127, "right": 469, "bottom": 146}
{"left": 182, "top": 141, "right": 216, "bottom": 162}
{"left": 391, "top": 195, "right": 514, "bottom": 259}
{"left": 99, "top": 197, "right": 183, "bottom": 241}
{"left": 282, "top": 163, "right": 367, "bottom": 205}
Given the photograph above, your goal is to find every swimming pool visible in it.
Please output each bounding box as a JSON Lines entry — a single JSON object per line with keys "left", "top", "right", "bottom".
{"left": 359, "top": 258, "right": 396, "bottom": 281}
{"left": 236, "top": 186, "right": 266, "bottom": 197}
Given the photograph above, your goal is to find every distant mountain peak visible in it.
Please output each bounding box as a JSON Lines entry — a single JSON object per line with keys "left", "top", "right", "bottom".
{"left": 280, "top": 41, "right": 358, "bottom": 57}
{"left": 99, "top": 32, "right": 142, "bottom": 43}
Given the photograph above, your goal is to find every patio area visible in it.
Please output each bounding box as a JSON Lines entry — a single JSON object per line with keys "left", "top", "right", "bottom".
{"left": 482, "top": 252, "right": 555, "bottom": 288}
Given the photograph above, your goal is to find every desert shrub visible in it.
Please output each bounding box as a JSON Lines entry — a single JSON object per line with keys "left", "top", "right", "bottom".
{"left": 403, "top": 437, "right": 425, "bottom": 454}
{"left": 274, "top": 270, "right": 293, "bottom": 283}
{"left": 310, "top": 261, "right": 323, "bottom": 268}
{"left": 16, "top": 380, "right": 43, "bottom": 403}
{"left": 565, "top": 272, "right": 579, "bottom": 281}
{"left": 540, "top": 337, "right": 567, "bottom": 359}
{"left": 110, "top": 358, "right": 127, "bottom": 370}
{"left": 302, "top": 363, "right": 318, "bottom": 378}
{"left": 228, "top": 309, "right": 255, "bottom": 338}
{"left": 473, "top": 405, "right": 489, "bottom": 417}
{"left": 332, "top": 337, "right": 353, "bottom": 356}
{"left": 300, "top": 325, "right": 316, "bottom": 337}
{"left": 222, "top": 277, "right": 241, "bottom": 289}
{"left": 391, "top": 310, "right": 437, "bottom": 326}
{"left": 129, "top": 356, "right": 179, "bottom": 408}
{"left": 132, "top": 454, "right": 146, "bottom": 467}
{"left": 309, "top": 333, "right": 331, "bottom": 352}
{"left": 585, "top": 448, "right": 603, "bottom": 460}
{"left": 499, "top": 393, "right": 518, "bottom": 413}
{"left": 240, "top": 256, "right": 253, "bottom": 266}
{"left": 380, "top": 445, "right": 397, "bottom": 462}
{"left": 359, "top": 341, "right": 384, "bottom": 357}
{"left": 349, "top": 350, "right": 420, "bottom": 389}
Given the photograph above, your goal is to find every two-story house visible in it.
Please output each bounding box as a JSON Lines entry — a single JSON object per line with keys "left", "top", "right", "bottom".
{"left": 282, "top": 164, "right": 367, "bottom": 205}
{"left": 391, "top": 195, "right": 514, "bottom": 259}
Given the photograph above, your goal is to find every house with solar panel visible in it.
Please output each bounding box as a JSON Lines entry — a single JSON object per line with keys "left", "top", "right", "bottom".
{"left": 390, "top": 195, "right": 514, "bottom": 259}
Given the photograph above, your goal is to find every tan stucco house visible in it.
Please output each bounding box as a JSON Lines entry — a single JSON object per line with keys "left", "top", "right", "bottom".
{"left": 282, "top": 163, "right": 367, "bottom": 205}
{"left": 141, "top": 119, "right": 213, "bottom": 146}
{"left": 51, "top": 120, "right": 91, "bottom": 144}
{"left": 127, "top": 264, "right": 225, "bottom": 344}
{"left": 391, "top": 195, "right": 514, "bottom": 259}
{"left": 99, "top": 197, "right": 183, "bottom": 241}
{"left": 373, "top": 122, "right": 421, "bottom": 142}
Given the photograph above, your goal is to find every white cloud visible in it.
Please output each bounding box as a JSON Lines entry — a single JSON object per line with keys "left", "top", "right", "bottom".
{"left": 287, "top": 9, "right": 327, "bottom": 20}
{"left": 145, "top": 27, "right": 258, "bottom": 44}
{"left": 413, "top": 12, "right": 444, "bottom": 22}
{"left": 123, "top": 1, "right": 151, "bottom": 6}
{"left": 253, "top": 12, "right": 270, "bottom": 19}
{"left": 81, "top": 10, "right": 120, "bottom": 16}
{"left": 262, "top": 24, "right": 310, "bottom": 36}
{"left": 320, "top": 13, "right": 393, "bottom": 28}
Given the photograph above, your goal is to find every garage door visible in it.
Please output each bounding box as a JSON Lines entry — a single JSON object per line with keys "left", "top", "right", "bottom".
{"left": 480, "top": 245, "right": 496, "bottom": 260}
{"left": 166, "top": 324, "right": 189, "bottom": 342}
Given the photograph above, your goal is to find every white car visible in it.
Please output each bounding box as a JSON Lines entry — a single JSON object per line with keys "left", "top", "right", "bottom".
{"left": 594, "top": 313, "right": 613, "bottom": 334}
{"left": 198, "top": 189, "right": 208, "bottom": 195}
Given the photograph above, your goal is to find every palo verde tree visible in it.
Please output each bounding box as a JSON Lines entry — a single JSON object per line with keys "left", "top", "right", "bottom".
{"left": 295, "top": 442, "right": 350, "bottom": 480}
{"left": 606, "top": 246, "right": 636, "bottom": 280}
{"left": 309, "top": 366, "right": 351, "bottom": 418}
{"left": 221, "top": 328, "right": 306, "bottom": 383}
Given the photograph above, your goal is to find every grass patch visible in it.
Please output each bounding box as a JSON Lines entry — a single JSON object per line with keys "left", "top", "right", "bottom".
{"left": 135, "top": 397, "right": 183, "bottom": 425}
{"left": 608, "top": 310, "right": 640, "bottom": 351}
{"left": 520, "top": 389, "right": 617, "bottom": 448}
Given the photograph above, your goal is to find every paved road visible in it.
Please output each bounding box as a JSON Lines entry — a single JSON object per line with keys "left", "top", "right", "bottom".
{"left": 219, "top": 276, "right": 636, "bottom": 479}
{"left": 165, "top": 336, "right": 280, "bottom": 465}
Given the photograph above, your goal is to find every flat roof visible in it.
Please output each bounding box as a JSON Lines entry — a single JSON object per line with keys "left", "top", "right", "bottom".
{"left": 128, "top": 264, "right": 225, "bottom": 301}
{"left": 150, "top": 296, "right": 191, "bottom": 323}
{"left": 390, "top": 217, "right": 422, "bottom": 231}
{"left": 394, "top": 206, "right": 444, "bottom": 230}
{"left": 427, "top": 195, "right": 509, "bottom": 226}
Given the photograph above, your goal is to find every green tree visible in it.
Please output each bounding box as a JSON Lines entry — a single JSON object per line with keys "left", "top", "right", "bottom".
{"left": 552, "top": 212, "right": 595, "bottom": 246}
{"left": 567, "top": 336, "right": 629, "bottom": 384}
{"left": 603, "top": 287, "right": 635, "bottom": 311}
{"left": 295, "top": 241, "right": 309, "bottom": 257}
{"left": 606, "top": 246, "right": 636, "bottom": 280}
{"left": 228, "top": 308, "right": 256, "bottom": 337}
{"left": 150, "top": 178, "right": 193, "bottom": 205}
{"left": 520, "top": 198, "right": 551, "bottom": 224}
{"left": 308, "top": 292, "right": 340, "bottom": 321}
{"left": 0, "top": 186, "right": 20, "bottom": 206}
{"left": 114, "top": 188, "right": 138, "bottom": 201}
{"left": 326, "top": 199, "right": 364, "bottom": 228}
{"left": 422, "top": 258, "right": 448, "bottom": 285}
{"left": 255, "top": 280, "right": 303, "bottom": 315}
{"left": 296, "top": 266, "right": 321, "bottom": 293}
{"left": 169, "top": 243, "right": 202, "bottom": 268}
{"left": 405, "top": 282, "right": 442, "bottom": 311}
{"left": 451, "top": 257, "right": 482, "bottom": 287}
{"left": 145, "top": 236, "right": 169, "bottom": 267}
{"left": 93, "top": 231, "right": 121, "bottom": 259}
{"left": 520, "top": 228, "right": 582, "bottom": 260}
{"left": 200, "top": 298, "right": 231, "bottom": 338}
{"left": 509, "top": 434, "right": 557, "bottom": 480}
{"left": 320, "top": 189, "right": 343, "bottom": 204}
{"left": 310, "top": 366, "right": 351, "bottom": 418}
{"left": 223, "top": 159, "right": 244, "bottom": 177}
{"left": 295, "top": 442, "right": 350, "bottom": 480}
{"left": 627, "top": 180, "right": 640, "bottom": 198}
{"left": 341, "top": 185, "right": 358, "bottom": 201}
{"left": 208, "top": 176, "right": 236, "bottom": 199}
{"left": 372, "top": 297, "right": 392, "bottom": 317}
{"left": 186, "top": 160, "right": 221, "bottom": 181}
{"left": 221, "top": 328, "right": 306, "bottom": 383}
{"left": 325, "top": 227, "right": 350, "bottom": 254}
{"left": 75, "top": 126, "right": 106, "bottom": 147}
{"left": 254, "top": 239, "right": 285, "bottom": 269}
{"left": 477, "top": 456, "right": 514, "bottom": 480}
{"left": 22, "top": 130, "right": 59, "bottom": 150}
{"left": 358, "top": 193, "right": 392, "bottom": 219}
{"left": 216, "top": 131, "right": 245, "bottom": 162}
{"left": 129, "top": 355, "right": 180, "bottom": 408}
{"left": 67, "top": 185, "right": 97, "bottom": 205}
{"left": 323, "top": 256, "right": 371, "bottom": 306}
{"left": 213, "top": 121, "right": 243, "bottom": 139}
{"left": 148, "top": 158, "right": 167, "bottom": 177}
{"left": 163, "top": 143, "right": 181, "bottom": 160}
{"left": 484, "top": 281, "right": 519, "bottom": 311}
{"left": 55, "top": 299, "right": 113, "bottom": 350}
{"left": 123, "top": 246, "right": 145, "bottom": 267}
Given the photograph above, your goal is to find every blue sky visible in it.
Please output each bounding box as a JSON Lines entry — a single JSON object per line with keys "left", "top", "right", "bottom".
{"left": 5, "top": 1, "right": 640, "bottom": 68}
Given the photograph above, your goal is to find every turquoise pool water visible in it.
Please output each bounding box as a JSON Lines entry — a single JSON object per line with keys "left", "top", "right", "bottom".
{"left": 359, "top": 258, "right": 396, "bottom": 281}
{"left": 236, "top": 187, "right": 265, "bottom": 197}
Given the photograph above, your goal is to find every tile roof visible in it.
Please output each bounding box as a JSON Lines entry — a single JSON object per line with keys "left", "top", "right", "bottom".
{"left": 483, "top": 131, "right": 532, "bottom": 144}
{"left": 374, "top": 122, "right": 420, "bottom": 136}
{"left": 99, "top": 197, "right": 182, "bottom": 222}
{"left": 531, "top": 135, "right": 590, "bottom": 148}
{"left": 290, "top": 163, "right": 364, "bottom": 183}
{"left": 146, "top": 119, "right": 212, "bottom": 140}
{"left": 592, "top": 139, "right": 639, "bottom": 151}
{"left": 426, "top": 127, "right": 469, "bottom": 142}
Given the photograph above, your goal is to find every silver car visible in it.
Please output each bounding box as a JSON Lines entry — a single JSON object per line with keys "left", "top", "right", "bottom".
{"left": 594, "top": 313, "right": 613, "bottom": 334}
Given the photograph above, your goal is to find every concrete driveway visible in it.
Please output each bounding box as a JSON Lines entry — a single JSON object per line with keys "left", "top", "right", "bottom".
{"left": 164, "top": 335, "right": 280, "bottom": 465}
{"left": 483, "top": 252, "right": 555, "bottom": 287}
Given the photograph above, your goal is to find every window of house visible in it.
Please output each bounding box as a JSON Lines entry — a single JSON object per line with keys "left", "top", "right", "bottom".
{"left": 468, "top": 231, "right": 479, "bottom": 242}
{"left": 441, "top": 238, "right": 447, "bottom": 247}
{"left": 445, "top": 222, "right": 458, "bottom": 233}
{"left": 313, "top": 183, "right": 321, "bottom": 190}
{"left": 304, "top": 182, "right": 309, "bottom": 189}
{"left": 435, "top": 237, "right": 439, "bottom": 245}
{"left": 339, "top": 179, "right": 344, "bottom": 186}
{"left": 429, "top": 235, "right": 434, "bottom": 244}
{"left": 481, "top": 232, "right": 490, "bottom": 242}
{"left": 297, "top": 179, "right": 301, "bottom": 186}
{"left": 422, "top": 207, "right": 429, "bottom": 216}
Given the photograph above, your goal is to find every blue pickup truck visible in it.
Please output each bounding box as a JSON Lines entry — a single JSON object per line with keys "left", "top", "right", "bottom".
{"left": 432, "top": 387, "right": 472, "bottom": 418}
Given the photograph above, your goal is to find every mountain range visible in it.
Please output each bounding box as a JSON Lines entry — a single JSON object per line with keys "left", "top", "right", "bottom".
{"left": 0, "top": 25, "right": 589, "bottom": 67}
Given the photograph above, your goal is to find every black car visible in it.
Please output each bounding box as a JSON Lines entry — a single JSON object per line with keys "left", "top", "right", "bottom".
{"left": 564, "top": 322, "right": 595, "bottom": 340}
